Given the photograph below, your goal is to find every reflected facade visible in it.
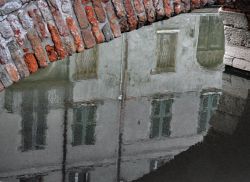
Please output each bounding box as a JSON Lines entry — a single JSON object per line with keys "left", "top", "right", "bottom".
{"left": 0, "top": 12, "right": 227, "bottom": 182}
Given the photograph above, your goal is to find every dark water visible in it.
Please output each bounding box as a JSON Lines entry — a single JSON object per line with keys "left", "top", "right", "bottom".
{"left": 0, "top": 12, "right": 249, "bottom": 182}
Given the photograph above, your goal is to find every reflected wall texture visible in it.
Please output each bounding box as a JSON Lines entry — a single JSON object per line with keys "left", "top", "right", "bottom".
{"left": 0, "top": 13, "right": 227, "bottom": 182}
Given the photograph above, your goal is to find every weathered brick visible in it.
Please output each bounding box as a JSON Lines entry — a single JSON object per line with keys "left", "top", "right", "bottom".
{"left": 182, "top": 0, "right": 191, "bottom": 12}
{"left": 0, "top": 0, "right": 6, "bottom": 7}
{"left": 163, "top": 0, "right": 172, "bottom": 17}
{"left": 91, "top": 0, "right": 106, "bottom": 23}
{"left": 66, "top": 17, "right": 85, "bottom": 52}
{"left": 24, "top": 53, "right": 38, "bottom": 73}
{"left": 7, "top": 40, "right": 30, "bottom": 78}
{"left": 124, "top": 0, "right": 138, "bottom": 30}
{"left": 105, "top": 1, "right": 121, "bottom": 38}
{"left": 26, "top": 30, "right": 48, "bottom": 68}
{"left": 28, "top": 6, "right": 49, "bottom": 40}
{"left": 47, "top": 22, "right": 68, "bottom": 59}
{"left": 85, "top": 5, "right": 105, "bottom": 43}
{"left": 73, "top": 0, "right": 89, "bottom": 29}
{"left": 47, "top": 0, "right": 70, "bottom": 37}
{"left": 7, "top": 14, "right": 26, "bottom": 47}
{"left": 0, "top": 81, "right": 4, "bottom": 91}
{"left": 102, "top": 23, "right": 114, "bottom": 41}
{"left": 191, "top": 0, "right": 201, "bottom": 9}
{"left": 81, "top": 28, "right": 96, "bottom": 48}
{"left": 200, "top": 0, "right": 208, "bottom": 7}
{"left": 0, "top": 35, "right": 20, "bottom": 82}
{"left": 133, "top": 0, "right": 147, "bottom": 26}
{"left": 37, "top": 0, "right": 53, "bottom": 21}
{"left": 0, "top": 20, "right": 14, "bottom": 39}
{"left": 143, "top": 0, "right": 156, "bottom": 23}
{"left": 153, "top": 0, "right": 166, "bottom": 19}
{"left": 174, "top": 0, "right": 182, "bottom": 14}
{"left": 45, "top": 45, "right": 58, "bottom": 62}
{"left": 0, "top": 0, "right": 22, "bottom": 16}
{"left": 0, "top": 65, "right": 13, "bottom": 87}
{"left": 112, "top": 0, "right": 127, "bottom": 18}
{"left": 4, "top": 63, "right": 20, "bottom": 82}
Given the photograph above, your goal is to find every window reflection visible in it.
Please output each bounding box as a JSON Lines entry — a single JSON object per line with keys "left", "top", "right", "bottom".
{"left": 197, "top": 16, "right": 224, "bottom": 68}
{"left": 150, "top": 99, "right": 173, "bottom": 138}
{"left": 73, "top": 47, "right": 98, "bottom": 80}
{"left": 198, "top": 92, "right": 221, "bottom": 134}
{"left": 68, "top": 170, "right": 90, "bottom": 182}
{"left": 21, "top": 90, "right": 48, "bottom": 152}
{"left": 72, "top": 104, "right": 97, "bottom": 146}
{"left": 153, "top": 30, "right": 179, "bottom": 74}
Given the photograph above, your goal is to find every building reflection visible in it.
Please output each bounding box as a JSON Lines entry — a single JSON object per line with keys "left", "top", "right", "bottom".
{"left": 0, "top": 12, "right": 226, "bottom": 182}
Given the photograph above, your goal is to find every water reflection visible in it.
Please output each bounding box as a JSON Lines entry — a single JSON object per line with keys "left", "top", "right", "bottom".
{"left": 0, "top": 12, "right": 230, "bottom": 182}
{"left": 135, "top": 74, "right": 250, "bottom": 182}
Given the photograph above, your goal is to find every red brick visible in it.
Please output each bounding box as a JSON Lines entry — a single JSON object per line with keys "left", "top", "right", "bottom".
{"left": 45, "top": 45, "right": 58, "bottom": 62}
{"left": 26, "top": 30, "right": 48, "bottom": 68}
{"left": 105, "top": 1, "right": 121, "bottom": 38}
{"left": 47, "top": 23, "right": 68, "bottom": 59}
{"left": 66, "top": 17, "right": 85, "bottom": 53}
{"left": 85, "top": 5, "right": 105, "bottom": 43}
{"left": 73, "top": 0, "right": 89, "bottom": 29}
{"left": 112, "top": 0, "right": 127, "bottom": 18}
{"left": 91, "top": 0, "right": 106, "bottom": 23}
{"left": 143, "top": 0, "right": 156, "bottom": 23}
{"left": 81, "top": 28, "right": 96, "bottom": 48}
{"left": 124, "top": 0, "right": 138, "bottom": 30}
{"left": 24, "top": 53, "right": 39, "bottom": 73}
{"left": 163, "top": 0, "right": 172, "bottom": 17}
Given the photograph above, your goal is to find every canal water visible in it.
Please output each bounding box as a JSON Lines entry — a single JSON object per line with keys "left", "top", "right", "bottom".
{"left": 0, "top": 11, "right": 249, "bottom": 182}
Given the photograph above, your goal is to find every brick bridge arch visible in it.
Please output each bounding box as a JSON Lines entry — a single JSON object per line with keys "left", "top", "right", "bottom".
{"left": 0, "top": 0, "right": 248, "bottom": 92}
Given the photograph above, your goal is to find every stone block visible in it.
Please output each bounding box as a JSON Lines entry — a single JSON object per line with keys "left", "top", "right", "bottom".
{"left": 224, "top": 26, "right": 250, "bottom": 48}
{"left": 232, "top": 58, "right": 250, "bottom": 72}
{"left": 219, "top": 9, "right": 249, "bottom": 30}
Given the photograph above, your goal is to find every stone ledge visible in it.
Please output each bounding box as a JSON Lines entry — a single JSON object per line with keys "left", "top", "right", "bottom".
{"left": 219, "top": 8, "right": 248, "bottom": 30}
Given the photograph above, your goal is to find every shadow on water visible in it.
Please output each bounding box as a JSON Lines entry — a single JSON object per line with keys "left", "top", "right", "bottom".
{"left": 0, "top": 10, "right": 249, "bottom": 182}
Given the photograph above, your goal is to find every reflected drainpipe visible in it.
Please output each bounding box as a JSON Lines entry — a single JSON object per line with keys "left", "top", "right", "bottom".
{"left": 117, "top": 33, "right": 128, "bottom": 182}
